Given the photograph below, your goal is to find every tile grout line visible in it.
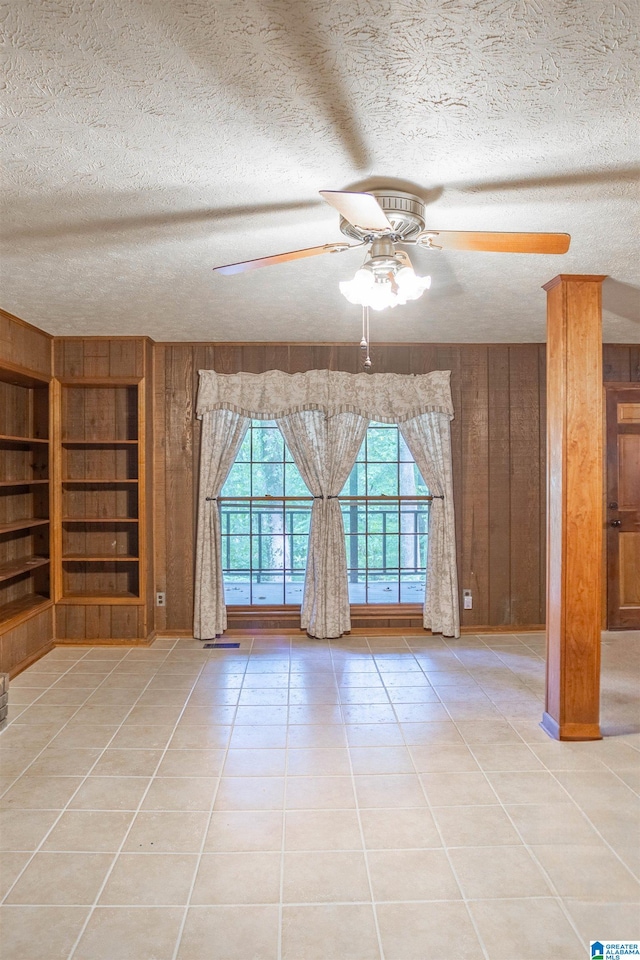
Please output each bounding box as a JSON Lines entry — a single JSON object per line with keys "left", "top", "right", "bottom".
{"left": 386, "top": 634, "right": 493, "bottom": 960}
{"left": 169, "top": 638, "right": 252, "bottom": 960}
{"left": 64, "top": 639, "right": 214, "bottom": 960}
{"left": 1, "top": 643, "right": 175, "bottom": 905}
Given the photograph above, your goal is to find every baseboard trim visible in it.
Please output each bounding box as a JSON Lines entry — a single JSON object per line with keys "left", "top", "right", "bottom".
{"left": 541, "top": 712, "right": 602, "bottom": 741}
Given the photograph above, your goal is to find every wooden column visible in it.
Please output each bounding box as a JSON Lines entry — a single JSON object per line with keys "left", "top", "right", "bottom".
{"left": 542, "top": 274, "right": 606, "bottom": 740}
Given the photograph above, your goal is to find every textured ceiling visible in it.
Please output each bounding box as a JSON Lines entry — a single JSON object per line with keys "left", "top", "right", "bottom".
{"left": 2, "top": 0, "right": 639, "bottom": 343}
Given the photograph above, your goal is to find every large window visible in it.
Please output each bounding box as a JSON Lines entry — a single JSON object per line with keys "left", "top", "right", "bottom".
{"left": 220, "top": 420, "right": 429, "bottom": 605}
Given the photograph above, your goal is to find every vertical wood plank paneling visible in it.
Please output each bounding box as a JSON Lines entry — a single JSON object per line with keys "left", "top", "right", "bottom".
{"left": 487, "top": 345, "right": 511, "bottom": 624}
{"left": 509, "top": 345, "right": 542, "bottom": 624}
{"left": 459, "top": 346, "right": 490, "bottom": 625}
{"left": 603, "top": 345, "right": 630, "bottom": 381}
{"left": 165, "top": 346, "right": 195, "bottom": 630}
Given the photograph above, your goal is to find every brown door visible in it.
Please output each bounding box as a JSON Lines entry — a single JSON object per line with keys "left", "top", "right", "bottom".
{"left": 606, "top": 386, "right": 640, "bottom": 628}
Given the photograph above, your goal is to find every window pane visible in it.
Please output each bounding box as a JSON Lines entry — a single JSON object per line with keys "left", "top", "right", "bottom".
{"left": 366, "top": 461, "right": 398, "bottom": 496}
{"left": 252, "top": 426, "right": 283, "bottom": 462}
{"left": 366, "top": 425, "right": 398, "bottom": 462}
{"left": 221, "top": 462, "right": 250, "bottom": 496}
{"left": 285, "top": 462, "right": 309, "bottom": 496}
{"left": 252, "top": 461, "right": 283, "bottom": 495}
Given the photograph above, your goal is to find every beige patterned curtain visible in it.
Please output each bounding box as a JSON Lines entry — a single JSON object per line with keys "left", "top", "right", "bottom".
{"left": 399, "top": 413, "right": 460, "bottom": 637}
{"left": 193, "top": 409, "right": 249, "bottom": 639}
{"left": 278, "top": 411, "right": 368, "bottom": 639}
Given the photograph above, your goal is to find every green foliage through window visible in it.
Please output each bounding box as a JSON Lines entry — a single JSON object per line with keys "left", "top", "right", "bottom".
{"left": 220, "top": 421, "right": 429, "bottom": 605}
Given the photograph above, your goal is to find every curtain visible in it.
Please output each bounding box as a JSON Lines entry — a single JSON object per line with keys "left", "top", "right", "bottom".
{"left": 399, "top": 413, "right": 460, "bottom": 637}
{"left": 193, "top": 409, "right": 249, "bottom": 638}
{"left": 194, "top": 369, "right": 459, "bottom": 641}
{"left": 278, "top": 411, "right": 368, "bottom": 639}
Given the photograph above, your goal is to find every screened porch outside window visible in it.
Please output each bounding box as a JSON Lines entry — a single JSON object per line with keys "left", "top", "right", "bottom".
{"left": 219, "top": 420, "right": 430, "bottom": 605}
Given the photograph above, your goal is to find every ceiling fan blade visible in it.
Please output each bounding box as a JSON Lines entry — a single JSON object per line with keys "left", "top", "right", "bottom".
{"left": 320, "top": 190, "right": 392, "bottom": 232}
{"left": 213, "top": 242, "right": 351, "bottom": 276}
{"left": 427, "top": 231, "right": 571, "bottom": 254}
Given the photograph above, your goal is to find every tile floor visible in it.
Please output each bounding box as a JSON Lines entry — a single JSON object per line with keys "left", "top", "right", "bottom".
{"left": 0, "top": 631, "right": 638, "bottom": 960}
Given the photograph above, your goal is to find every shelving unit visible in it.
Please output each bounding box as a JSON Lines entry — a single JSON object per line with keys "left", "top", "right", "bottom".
{"left": 51, "top": 337, "right": 155, "bottom": 646}
{"left": 0, "top": 369, "right": 52, "bottom": 630}
{"left": 55, "top": 382, "right": 143, "bottom": 602}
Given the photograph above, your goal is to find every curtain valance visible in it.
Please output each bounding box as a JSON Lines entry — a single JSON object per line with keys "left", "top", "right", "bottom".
{"left": 196, "top": 369, "right": 454, "bottom": 423}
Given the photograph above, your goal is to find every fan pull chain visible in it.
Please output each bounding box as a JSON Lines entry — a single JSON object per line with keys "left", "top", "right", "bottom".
{"left": 364, "top": 306, "right": 372, "bottom": 370}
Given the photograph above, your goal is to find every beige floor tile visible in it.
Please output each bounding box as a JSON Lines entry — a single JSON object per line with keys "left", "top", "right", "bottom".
{"left": 360, "top": 807, "right": 441, "bottom": 849}
{"left": 177, "top": 904, "right": 279, "bottom": 960}
{"left": 69, "top": 776, "right": 151, "bottom": 810}
{"left": 42, "top": 810, "right": 134, "bottom": 851}
{"left": 180, "top": 705, "right": 237, "bottom": 725}
{"left": 205, "top": 811, "right": 283, "bottom": 851}
{"left": 99, "top": 852, "right": 198, "bottom": 904}
{"left": 455, "top": 720, "right": 522, "bottom": 744}
{"left": 286, "top": 775, "right": 356, "bottom": 810}
{"left": 354, "top": 773, "right": 427, "bottom": 808}
{"left": 109, "top": 725, "right": 176, "bottom": 749}
{"left": 433, "top": 804, "right": 520, "bottom": 846}
{"left": 287, "top": 747, "right": 351, "bottom": 777}
{"left": 368, "top": 848, "right": 461, "bottom": 901}
{"left": 349, "top": 745, "right": 414, "bottom": 775}
{"left": 341, "top": 703, "right": 397, "bottom": 724}
{"left": 67, "top": 704, "right": 132, "bottom": 725}
{"left": 191, "top": 851, "right": 281, "bottom": 904}
{"left": 505, "top": 803, "right": 602, "bottom": 844}
{"left": 228, "top": 724, "right": 288, "bottom": 748}
{"left": 409, "top": 743, "right": 480, "bottom": 773}
{"left": 564, "top": 900, "right": 640, "bottom": 943}
{"left": 531, "top": 843, "right": 640, "bottom": 900}
{"left": 6, "top": 851, "right": 113, "bottom": 904}
{"left": 27, "top": 747, "right": 102, "bottom": 777}
{"left": 169, "top": 724, "right": 232, "bottom": 749}
{"left": 283, "top": 850, "right": 370, "bottom": 903}
{"left": 0, "top": 905, "right": 90, "bottom": 960}
{"left": 282, "top": 903, "right": 380, "bottom": 960}
{"left": 286, "top": 724, "right": 347, "bottom": 748}
{"left": 0, "top": 808, "right": 60, "bottom": 851}
{"left": 33, "top": 687, "right": 95, "bottom": 707}
{"left": 469, "top": 897, "right": 584, "bottom": 959}
{"left": 449, "top": 844, "right": 552, "bottom": 898}
{"left": 285, "top": 809, "right": 362, "bottom": 850}
{"left": 15, "top": 705, "right": 78, "bottom": 725}
{"left": 123, "top": 704, "right": 184, "bottom": 725}
{"left": 223, "top": 747, "right": 287, "bottom": 777}
{"left": 1, "top": 775, "right": 83, "bottom": 809}
{"left": 345, "top": 723, "right": 405, "bottom": 746}
{"left": 156, "top": 748, "right": 226, "bottom": 778}
{"left": 470, "top": 743, "right": 544, "bottom": 771}
{"left": 377, "top": 901, "right": 485, "bottom": 959}
{"left": 90, "top": 748, "right": 163, "bottom": 778}
{"left": 73, "top": 905, "right": 183, "bottom": 960}
{"left": 399, "top": 719, "right": 463, "bottom": 743}
{"left": 214, "top": 776, "right": 285, "bottom": 811}
{"left": 141, "top": 776, "right": 218, "bottom": 811}
{"left": 486, "top": 770, "right": 572, "bottom": 804}
{"left": 0, "top": 851, "right": 31, "bottom": 898}
{"left": 123, "top": 811, "right": 209, "bottom": 852}
{"left": 50, "top": 724, "right": 119, "bottom": 749}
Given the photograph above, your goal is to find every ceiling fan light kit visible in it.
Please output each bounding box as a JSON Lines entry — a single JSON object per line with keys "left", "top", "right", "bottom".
{"left": 212, "top": 188, "right": 570, "bottom": 366}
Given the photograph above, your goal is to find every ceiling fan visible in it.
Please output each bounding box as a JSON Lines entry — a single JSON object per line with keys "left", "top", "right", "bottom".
{"left": 212, "top": 188, "right": 571, "bottom": 307}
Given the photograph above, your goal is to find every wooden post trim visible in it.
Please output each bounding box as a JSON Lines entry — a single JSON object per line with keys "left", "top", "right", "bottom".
{"left": 543, "top": 274, "right": 606, "bottom": 741}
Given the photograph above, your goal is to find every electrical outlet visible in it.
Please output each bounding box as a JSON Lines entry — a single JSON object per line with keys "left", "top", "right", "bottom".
{"left": 156, "top": 592, "right": 166, "bottom": 607}
{"left": 462, "top": 589, "right": 473, "bottom": 610}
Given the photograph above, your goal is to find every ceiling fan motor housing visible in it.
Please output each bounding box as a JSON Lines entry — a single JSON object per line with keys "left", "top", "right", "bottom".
{"left": 339, "top": 190, "right": 426, "bottom": 241}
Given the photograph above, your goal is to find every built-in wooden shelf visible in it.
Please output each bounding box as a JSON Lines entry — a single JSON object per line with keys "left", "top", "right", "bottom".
{"left": 62, "top": 479, "right": 139, "bottom": 484}
{"left": 62, "top": 555, "right": 139, "bottom": 562}
{"left": 0, "top": 479, "right": 49, "bottom": 487}
{"left": 61, "top": 517, "right": 139, "bottom": 523}
{"left": 0, "top": 593, "right": 51, "bottom": 627}
{"left": 61, "top": 440, "right": 139, "bottom": 446}
{"left": 61, "top": 592, "right": 142, "bottom": 603}
{"left": 0, "top": 434, "right": 49, "bottom": 445}
{"left": 0, "top": 556, "right": 50, "bottom": 583}
{"left": 0, "top": 518, "right": 50, "bottom": 535}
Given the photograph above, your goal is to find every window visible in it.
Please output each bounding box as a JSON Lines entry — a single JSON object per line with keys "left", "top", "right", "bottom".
{"left": 220, "top": 420, "right": 429, "bottom": 605}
